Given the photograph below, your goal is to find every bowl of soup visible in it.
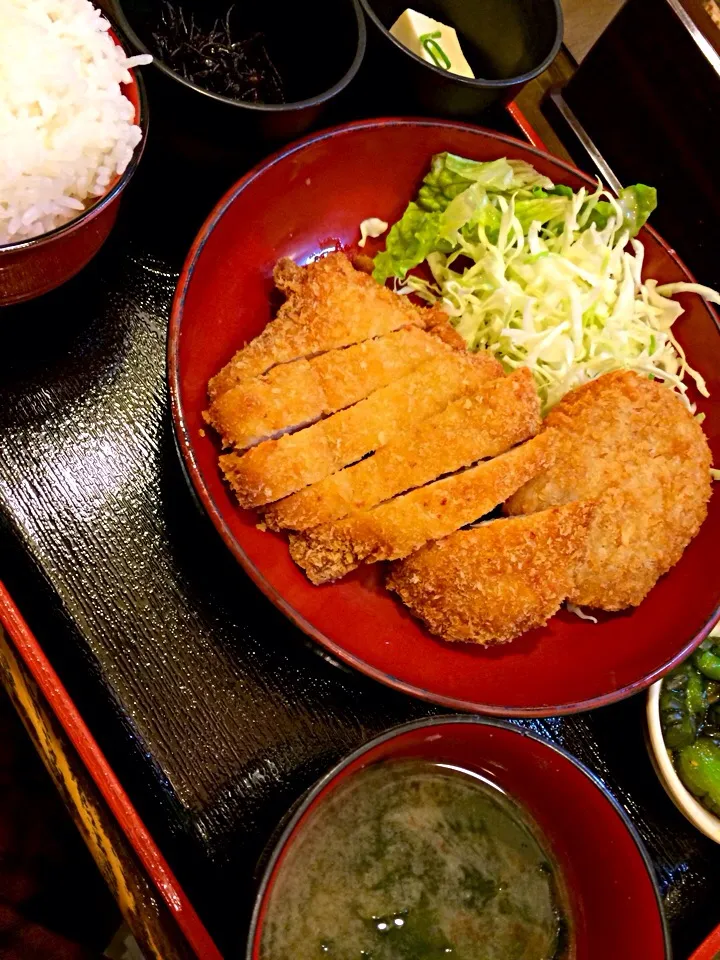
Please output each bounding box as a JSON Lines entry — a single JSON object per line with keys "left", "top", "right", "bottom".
{"left": 249, "top": 717, "right": 669, "bottom": 959}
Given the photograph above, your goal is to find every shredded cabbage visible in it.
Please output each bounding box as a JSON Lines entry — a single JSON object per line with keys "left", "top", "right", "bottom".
{"left": 374, "top": 154, "right": 720, "bottom": 412}
{"left": 566, "top": 603, "right": 598, "bottom": 623}
{"left": 358, "top": 217, "right": 388, "bottom": 248}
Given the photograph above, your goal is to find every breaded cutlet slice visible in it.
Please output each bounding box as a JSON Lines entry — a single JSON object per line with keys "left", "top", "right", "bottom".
{"left": 289, "top": 430, "right": 558, "bottom": 584}
{"left": 505, "top": 371, "right": 713, "bottom": 610}
{"left": 204, "top": 327, "right": 472, "bottom": 451}
{"left": 208, "top": 252, "right": 455, "bottom": 399}
{"left": 265, "top": 367, "right": 540, "bottom": 530}
{"left": 387, "top": 500, "right": 596, "bottom": 645}
{"left": 220, "top": 349, "right": 504, "bottom": 509}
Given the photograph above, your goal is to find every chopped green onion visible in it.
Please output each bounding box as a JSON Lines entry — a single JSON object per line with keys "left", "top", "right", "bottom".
{"left": 419, "top": 31, "right": 451, "bottom": 69}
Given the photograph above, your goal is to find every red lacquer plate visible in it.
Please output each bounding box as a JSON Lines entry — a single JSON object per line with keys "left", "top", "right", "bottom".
{"left": 247, "top": 718, "right": 670, "bottom": 959}
{"left": 169, "top": 118, "right": 720, "bottom": 716}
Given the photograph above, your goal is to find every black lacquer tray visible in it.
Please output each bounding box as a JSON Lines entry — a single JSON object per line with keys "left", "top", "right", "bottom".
{"left": 1, "top": 90, "right": 720, "bottom": 959}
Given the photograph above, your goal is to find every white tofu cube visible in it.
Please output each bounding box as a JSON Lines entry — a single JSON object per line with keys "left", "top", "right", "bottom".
{"left": 389, "top": 8, "right": 475, "bottom": 79}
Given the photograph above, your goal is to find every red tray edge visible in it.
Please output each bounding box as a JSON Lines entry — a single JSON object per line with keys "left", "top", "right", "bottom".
{"left": 690, "top": 922, "right": 720, "bottom": 959}
{"left": 507, "top": 100, "right": 549, "bottom": 151}
{"left": 0, "top": 579, "right": 223, "bottom": 960}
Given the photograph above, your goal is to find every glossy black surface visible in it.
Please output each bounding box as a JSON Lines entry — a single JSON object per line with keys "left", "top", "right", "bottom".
{"left": 1, "top": 101, "right": 720, "bottom": 959}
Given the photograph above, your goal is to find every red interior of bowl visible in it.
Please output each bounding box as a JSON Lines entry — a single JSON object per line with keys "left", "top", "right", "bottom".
{"left": 122, "top": 74, "right": 140, "bottom": 124}
{"left": 250, "top": 720, "right": 668, "bottom": 959}
{"left": 170, "top": 119, "right": 720, "bottom": 715}
{"left": 114, "top": 29, "right": 141, "bottom": 175}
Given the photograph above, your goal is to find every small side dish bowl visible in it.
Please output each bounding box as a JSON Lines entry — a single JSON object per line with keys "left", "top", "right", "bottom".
{"left": 358, "top": 0, "right": 563, "bottom": 117}
{"left": 248, "top": 717, "right": 670, "bottom": 958}
{"left": 646, "top": 680, "right": 720, "bottom": 843}
{"left": 109, "top": 0, "right": 366, "bottom": 149}
{"left": 0, "top": 31, "right": 148, "bottom": 307}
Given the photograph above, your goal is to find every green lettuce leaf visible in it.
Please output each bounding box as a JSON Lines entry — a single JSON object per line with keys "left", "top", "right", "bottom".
{"left": 371, "top": 153, "right": 657, "bottom": 285}
{"left": 514, "top": 196, "right": 570, "bottom": 231}
{"left": 416, "top": 153, "right": 556, "bottom": 214}
{"left": 372, "top": 203, "right": 441, "bottom": 284}
{"left": 617, "top": 184, "right": 657, "bottom": 236}
{"left": 532, "top": 184, "right": 573, "bottom": 199}
{"left": 439, "top": 183, "right": 502, "bottom": 243}
{"left": 585, "top": 184, "right": 657, "bottom": 238}
{"left": 415, "top": 153, "right": 489, "bottom": 213}
{"left": 504, "top": 160, "right": 556, "bottom": 191}
{"left": 439, "top": 155, "right": 516, "bottom": 190}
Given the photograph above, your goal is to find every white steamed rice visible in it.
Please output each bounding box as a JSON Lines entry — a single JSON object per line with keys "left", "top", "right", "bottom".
{"left": 0, "top": 0, "right": 152, "bottom": 245}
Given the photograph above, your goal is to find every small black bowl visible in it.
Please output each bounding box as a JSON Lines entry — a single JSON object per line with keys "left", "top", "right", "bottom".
{"left": 107, "top": 0, "right": 366, "bottom": 154}
{"left": 358, "top": 0, "right": 563, "bottom": 117}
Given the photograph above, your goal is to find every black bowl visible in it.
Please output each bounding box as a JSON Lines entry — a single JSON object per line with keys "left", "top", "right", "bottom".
{"left": 358, "top": 0, "right": 563, "bottom": 117}
{"left": 107, "top": 0, "right": 366, "bottom": 156}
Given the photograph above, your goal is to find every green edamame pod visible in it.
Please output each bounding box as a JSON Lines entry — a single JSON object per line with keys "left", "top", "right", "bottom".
{"left": 693, "top": 646, "right": 720, "bottom": 681}
{"left": 687, "top": 669, "right": 707, "bottom": 717}
{"left": 704, "top": 701, "right": 720, "bottom": 738}
{"left": 677, "top": 738, "right": 720, "bottom": 816}
{"left": 660, "top": 664, "right": 699, "bottom": 748}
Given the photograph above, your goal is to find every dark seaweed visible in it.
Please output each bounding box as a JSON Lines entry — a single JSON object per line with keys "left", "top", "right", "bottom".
{"left": 149, "top": 1, "right": 285, "bottom": 103}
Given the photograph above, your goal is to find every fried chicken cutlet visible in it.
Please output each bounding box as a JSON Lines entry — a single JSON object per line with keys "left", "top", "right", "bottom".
{"left": 220, "top": 349, "right": 504, "bottom": 509}
{"left": 205, "top": 327, "right": 458, "bottom": 451}
{"left": 387, "top": 501, "right": 596, "bottom": 645}
{"left": 505, "top": 371, "right": 713, "bottom": 610}
{"left": 265, "top": 367, "right": 540, "bottom": 530}
{"left": 208, "top": 253, "right": 458, "bottom": 399}
{"left": 289, "top": 430, "right": 558, "bottom": 584}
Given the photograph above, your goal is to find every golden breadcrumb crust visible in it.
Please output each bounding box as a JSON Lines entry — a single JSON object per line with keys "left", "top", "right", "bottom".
{"left": 204, "top": 327, "right": 455, "bottom": 450}
{"left": 387, "top": 500, "right": 596, "bottom": 644}
{"left": 208, "top": 252, "right": 458, "bottom": 398}
{"left": 505, "top": 371, "right": 712, "bottom": 610}
{"left": 220, "top": 349, "right": 504, "bottom": 509}
{"left": 289, "top": 430, "right": 558, "bottom": 584}
{"left": 265, "top": 367, "right": 540, "bottom": 530}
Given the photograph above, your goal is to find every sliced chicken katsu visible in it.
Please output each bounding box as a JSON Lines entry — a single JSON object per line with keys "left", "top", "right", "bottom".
{"left": 204, "top": 327, "right": 466, "bottom": 451}
{"left": 289, "top": 430, "right": 558, "bottom": 584}
{"left": 505, "top": 371, "right": 713, "bottom": 610}
{"left": 265, "top": 367, "right": 540, "bottom": 531}
{"left": 208, "top": 252, "right": 453, "bottom": 399}
{"left": 387, "top": 500, "right": 596, "bottom": 645}
{"left": 220, "top": 349, "right": 504, "bottom": 509}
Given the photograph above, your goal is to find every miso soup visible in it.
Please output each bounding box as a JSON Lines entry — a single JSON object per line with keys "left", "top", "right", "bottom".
{"left": 260, "top": 759, "right": 570, "bottom": 960}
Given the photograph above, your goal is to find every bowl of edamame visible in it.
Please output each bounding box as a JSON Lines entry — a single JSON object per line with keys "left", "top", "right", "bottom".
{"left": 647, "top": 628, "right": 720, "bottom": 843}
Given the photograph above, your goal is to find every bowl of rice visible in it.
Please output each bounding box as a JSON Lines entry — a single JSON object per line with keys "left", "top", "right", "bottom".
{"left": 0, "top": 0, "right": 152, "bottom": 306}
